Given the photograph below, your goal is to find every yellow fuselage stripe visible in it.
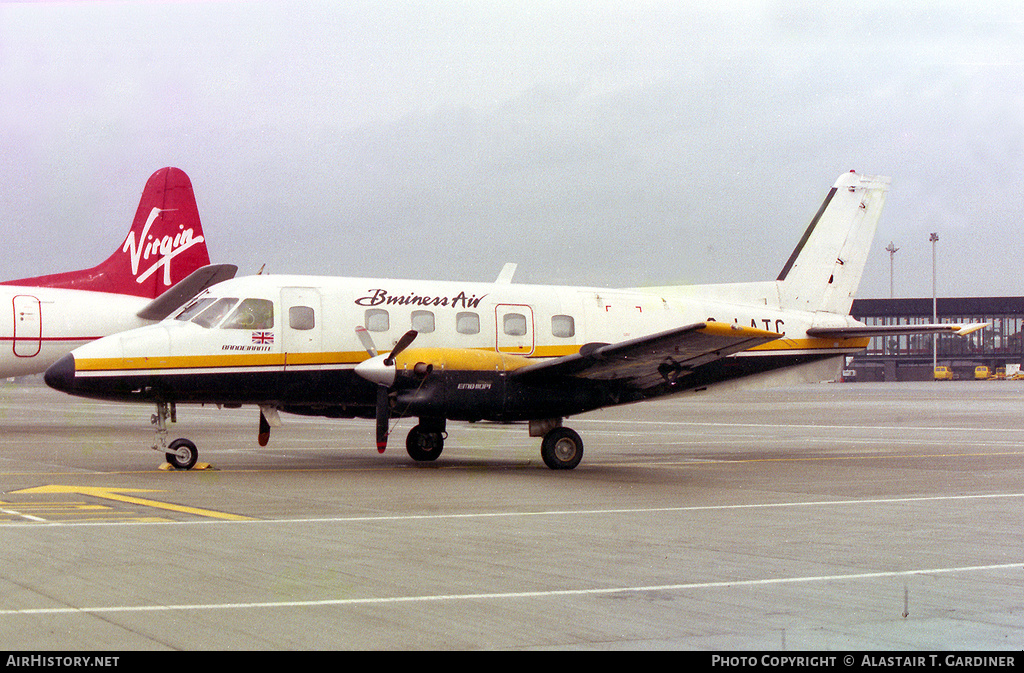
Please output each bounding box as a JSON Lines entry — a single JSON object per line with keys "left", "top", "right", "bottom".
{"left": 73, "top": 337, "right": 867, "bottom": 373}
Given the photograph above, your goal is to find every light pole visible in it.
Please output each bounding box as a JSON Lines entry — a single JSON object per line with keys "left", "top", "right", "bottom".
{"left": 930, "top": 232, "right": 939, "bottom": 373}
{"left": 885, "top": 241, "right": 899, "bottom": 299}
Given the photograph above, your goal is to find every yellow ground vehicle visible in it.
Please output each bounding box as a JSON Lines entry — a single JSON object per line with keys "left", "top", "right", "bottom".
{"left": 975, "top": 365, "right": 990, "bottom": 379}
{"left": 934, "top": 366, "right": 954, "bottom": 380}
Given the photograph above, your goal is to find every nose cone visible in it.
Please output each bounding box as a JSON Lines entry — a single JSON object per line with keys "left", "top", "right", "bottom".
{"left": 354, "top": 354, "right": 396, "bottom": 387}
{"left": 44, "top": 353, "right": 77, "bottom": 393}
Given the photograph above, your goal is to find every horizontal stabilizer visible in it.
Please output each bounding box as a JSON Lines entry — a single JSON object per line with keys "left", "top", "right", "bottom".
{"left": 806, "top": 323, "right": 988, "bottom": 339}
{"left": 136, "top": 264, "right": 238, "bottom": 320}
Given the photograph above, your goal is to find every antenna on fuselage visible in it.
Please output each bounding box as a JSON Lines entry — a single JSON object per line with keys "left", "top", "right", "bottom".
{"left": 495, "top": 263, "right": 517, "bottom": 284}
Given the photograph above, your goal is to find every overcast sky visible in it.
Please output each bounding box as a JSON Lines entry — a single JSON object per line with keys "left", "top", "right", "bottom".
{"left": 1, "top": 1, "right": 1021, "bottom": 299}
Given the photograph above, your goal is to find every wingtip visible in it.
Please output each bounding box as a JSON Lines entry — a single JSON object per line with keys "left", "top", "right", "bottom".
{"left": 956, "top": 322, "right": 989, "bottom": 336}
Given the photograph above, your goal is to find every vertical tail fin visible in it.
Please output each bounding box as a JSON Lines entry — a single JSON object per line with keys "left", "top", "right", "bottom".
{"left": 776, "top": 171, "right": 890, "bottom": 315}
{"left": 1, "top": 167, "right": 211, "bottom": 299}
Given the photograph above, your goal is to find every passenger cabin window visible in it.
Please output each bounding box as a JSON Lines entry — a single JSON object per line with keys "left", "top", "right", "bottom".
{"left": 365, "top": 309, "right": 389, "bottom": 332}
{"left": 551, "top": 315, "right": 575, "bottom": 338}
{"left": 411, "top": 310, "right": 435, "bottom": 333}
{"left": 192, "top": 298, "right": 240, "bottom": 328}
{"left": 221, "top": 299, "right": 274, "bottom": 330}
{"left": 289, "top": 306, "right": 315, "bottom": 331}
{"left": 503, "top": 313, "right": 528, "bottom": 337}
{"left": 456, "top": 312, "right": 480, "bottom": 335}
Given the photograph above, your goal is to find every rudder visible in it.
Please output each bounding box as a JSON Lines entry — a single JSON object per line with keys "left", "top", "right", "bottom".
{"left": 776, "top": 171, "right": 890, "bottom": 315}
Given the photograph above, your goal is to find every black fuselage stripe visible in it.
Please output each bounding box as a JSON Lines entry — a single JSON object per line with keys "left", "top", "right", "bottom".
{"left": 64, "top": 351, "right": 845, "bottom": 423}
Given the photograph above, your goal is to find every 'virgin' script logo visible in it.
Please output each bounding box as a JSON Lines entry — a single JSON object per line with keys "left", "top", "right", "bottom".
{"left": 122, "top": 208, "right": 205, "bottom": 287}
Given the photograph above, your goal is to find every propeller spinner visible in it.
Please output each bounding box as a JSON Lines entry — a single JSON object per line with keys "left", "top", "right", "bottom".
{"left": 354, "top": 328, "right": 418, "bottom": 452}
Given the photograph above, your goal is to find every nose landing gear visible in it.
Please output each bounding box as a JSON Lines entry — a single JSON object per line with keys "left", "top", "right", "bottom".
{"left": 166, "top": 438, "right": 199, "bottom": 470}
{"left": 152, "top": 401, "right": 199, "bottom": 470}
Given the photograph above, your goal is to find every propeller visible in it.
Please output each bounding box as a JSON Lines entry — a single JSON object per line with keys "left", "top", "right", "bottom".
{"left": 354, "top": 328, "right": 418, "bottom": 453}
{"left": 258, "top": 410, "right": 271, "bottom": 446}
{"left": 257, "top": 404, "right": 280, "bottom": 447}
{"left": 386, "top": 329, "right": 418, "bottom": 366}
{"left": 355, "top": 325, "right": 377, "bottom": 357}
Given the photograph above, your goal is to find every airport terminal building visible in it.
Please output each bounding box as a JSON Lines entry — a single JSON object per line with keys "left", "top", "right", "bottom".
{"left": 849, "top": 296, "right": 1024, "bottom": 381}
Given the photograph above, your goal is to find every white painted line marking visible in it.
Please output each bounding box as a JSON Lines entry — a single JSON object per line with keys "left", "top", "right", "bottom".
{"left": 577, "top": 418, "right": 1024, "bottom": 434}
{"left": 1, "top": 563, "right": 1018, "bottom": 616}
{"left": 4, "top": 492, "right": 1022, "bottom": 527}
{"left": 0, "top": 508, "right": 46, "bottom": 523}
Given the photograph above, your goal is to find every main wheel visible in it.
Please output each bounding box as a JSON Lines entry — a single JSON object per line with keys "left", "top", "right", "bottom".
{"left": 166, "top": 438, "right": 199, "bottom": 470}
{"left": 406, "top": 425, "right": 444, "bottom": 462}
{"left": 541, "top": 427, "right": 583, "bottom": 470}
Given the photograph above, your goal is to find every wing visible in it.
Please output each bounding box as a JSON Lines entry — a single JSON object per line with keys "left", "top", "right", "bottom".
{"left": 807, "top": 322, "right": 987, "bottom": 338}
{"left": 136, "top": 264, "right": 238, "bottom": 320}
{"left": 513, "top": 322, "right": 782, "bottom": 391}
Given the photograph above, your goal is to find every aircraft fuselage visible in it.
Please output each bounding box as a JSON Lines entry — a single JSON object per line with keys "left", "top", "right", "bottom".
{"left": 42, "top": 170, "right": 903, "bottom": 470}
{"left": 46, "top": 273, "right": 865, "bottom": 421}
{"left": 0, "top": 286, "right": 150, "bottom": 378}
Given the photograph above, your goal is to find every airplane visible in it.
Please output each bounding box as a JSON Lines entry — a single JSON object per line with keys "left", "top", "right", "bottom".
{"left": 44, "top": 171, "right": 985, "bottom": 470}
{"left": 0, "top": 167, "right": 235, "bottom": 379}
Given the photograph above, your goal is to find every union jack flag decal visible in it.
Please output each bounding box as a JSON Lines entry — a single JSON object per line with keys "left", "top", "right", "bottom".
{"left": 252, "top": 331, "right": 274, "bottom": 345}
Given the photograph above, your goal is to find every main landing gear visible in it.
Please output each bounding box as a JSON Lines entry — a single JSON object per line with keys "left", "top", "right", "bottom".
{"left": 406, "top": 420, "right": 447, "bottom": 462}
{"left": 152, "top": 401, "right": 198, "bottom": 470}
{"left": 540, "top": 426, "right": 584, "bottom": 470}
{"left": 149, "top": 403, "right": 585, "bottom": 471}
{"left": 531, "top": 418, "right": 583, "bottom": 470}
{"left": 400, "top": 417, "right": 584, "bottom": 470}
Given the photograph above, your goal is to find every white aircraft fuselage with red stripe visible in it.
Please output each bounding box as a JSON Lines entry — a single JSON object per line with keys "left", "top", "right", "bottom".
{"left": 0, "top": 167, "right": 217, "bottom": 378}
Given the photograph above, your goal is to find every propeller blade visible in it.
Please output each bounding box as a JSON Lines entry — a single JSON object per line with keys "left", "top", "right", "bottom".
{"left": 383, "top": 330, "right": 418, "bottom": 366}
{"left": 375, "top": 387, "right": 390, "bottom": 453}
{"left": 356, "top": 328, "right": 416, "bottom": 453}
{"left": 258, "top": 409, "right": 271, "bottom": 447}
{"left": 355, "top": 326, "right": 377, "bottom": 357}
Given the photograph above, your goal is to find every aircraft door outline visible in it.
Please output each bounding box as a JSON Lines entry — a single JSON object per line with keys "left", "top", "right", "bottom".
{"left": 281, "top": 287, "right": 323, "bottom": 368}
{"left": 12, "top": 295, "right": 41, "bottom": 358}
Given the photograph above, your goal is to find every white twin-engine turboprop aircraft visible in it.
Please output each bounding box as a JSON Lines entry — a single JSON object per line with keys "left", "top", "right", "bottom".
{"left": 45, "top": 171, "right": 983, "bottom": 470}
{"left": 0, "top": 167, "right": 235, "bottom": 380}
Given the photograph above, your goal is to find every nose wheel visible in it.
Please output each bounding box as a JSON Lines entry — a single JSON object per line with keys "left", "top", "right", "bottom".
{"left": 152, "top": 401, "right": 200, "bottom": 470}
{"left": 166, "top": 438, "right": 199, "bottom": 470}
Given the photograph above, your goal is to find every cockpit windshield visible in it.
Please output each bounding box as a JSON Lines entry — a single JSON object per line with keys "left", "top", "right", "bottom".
{"left": 221, "top": 299, "right": 274, "bottom": 330}
{"left": 174, "top": 296, "right": 274, "bottom": 329}
{"left": 190, "top": 298, "right": 240, "bottom": 328}
{"left": 175, "top": 297, "right": 215, "bottom": 322}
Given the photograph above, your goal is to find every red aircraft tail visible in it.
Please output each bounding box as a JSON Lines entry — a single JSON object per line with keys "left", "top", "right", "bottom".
{"left": 1, "top": 167, "right": 211, "bottom": 298}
